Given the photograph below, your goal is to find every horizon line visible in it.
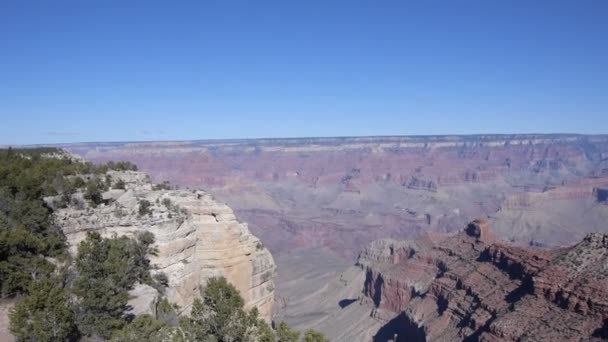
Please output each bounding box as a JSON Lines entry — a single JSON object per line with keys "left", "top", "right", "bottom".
{"left": 3, "top": 132, "right": 608, "bottom": 148}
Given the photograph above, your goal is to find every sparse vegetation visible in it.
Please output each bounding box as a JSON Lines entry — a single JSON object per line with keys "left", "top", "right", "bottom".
{"left": 277, "top": 321, "right": 300, "bottom": 342}
{"left": 138, "top": 199, "right": 152, "bottom": 216}
{"left": 113, "top": 179, "right": 126, "bottom": 190}
{"left": 303, "top": 330, "right": 330, "bottom": 342}
{"left": 153, "top": 181, "right": 172, "bottom": 191}
{"left": 84, "top": 178, "right": 104, "bottom": 207}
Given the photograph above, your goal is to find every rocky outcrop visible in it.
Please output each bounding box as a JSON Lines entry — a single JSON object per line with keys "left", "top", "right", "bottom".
{"left": 128, "top": 283, "right": 160, "bottom": 317}
{"left": 357, "top": 219, "right": 608, "bottom": 341}
{"left": 53, "top": 171, "right": 276, "bottom": 321}
{"left": 404, "top": 176, "right": 438, "bottom": 192}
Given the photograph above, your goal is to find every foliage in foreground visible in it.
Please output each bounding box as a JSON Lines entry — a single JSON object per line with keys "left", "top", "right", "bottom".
{"left": 4, "top": 148, "right": 328, "bottom": 341}
{"left": 9, "top": 279, "right": 79, "bottom": 342}
{"left": 9, "top": 231, "right": 161, "bottom": 341}
{"left": 0, "top": 148, "right": 140, "bottom": 296}
{"left": 73, "top": 231, "right": 159, "bottom": 338}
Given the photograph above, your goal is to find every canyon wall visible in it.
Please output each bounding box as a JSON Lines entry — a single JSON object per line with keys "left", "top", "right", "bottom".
{"left": 63, "top": 134, "right": 608, "bottom": 259}
{"left": 51, "top": 170, "right": 276, "bottom": 321}
{"left": 357, "top": 219, "right": 608, "bottom": 341}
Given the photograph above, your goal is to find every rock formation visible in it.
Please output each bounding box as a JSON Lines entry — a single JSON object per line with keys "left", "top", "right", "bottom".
{"left": 64, "top": 134, "right": 608, "bottom": 258}
{"left": 357, "top": 219, "right": 608, "bottom": 341}
{"left": 52, "top": 171, "right": 276, "bottom": 321}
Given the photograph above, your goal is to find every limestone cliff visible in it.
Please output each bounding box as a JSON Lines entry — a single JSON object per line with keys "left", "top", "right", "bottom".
{"left": 53, "top": 171, "right": 276, "bottom": 321}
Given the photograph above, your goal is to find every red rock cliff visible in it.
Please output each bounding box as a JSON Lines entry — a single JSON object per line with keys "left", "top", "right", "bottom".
{"left": 357, "top": 219, "right": 608, "bottom": 341}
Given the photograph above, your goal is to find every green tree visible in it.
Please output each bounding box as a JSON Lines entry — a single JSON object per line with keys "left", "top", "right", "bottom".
{"left": 9, "top": 280, "right": 78, "bottom": 342}
{"left": 110, "top": 314, "right": 166, "bottom": 342}
{"left": 83, "top": 179, "right": 103, "bottom": 206}
{"left": 277, "top": 321, "right": 300, "bottom": 342}
{"left": 114, "top": 179, "right": 126, "bottom": 190}
{"left": 0, "top": 226, "right": 57, "bottom": 296}
{"left": 179, "top": 277, "right": 275, "bottom": 342}
{"left": 138, "top": 199, "right": 152, "bottom": 216}
{"left": 72, "top": 176, "right": 86, "bottom": 189}
{"left": 73, "top": 232, "right": 157, "bottom": 338}
{"left": 303, "top": 330, "right": 329, "bottom": 342}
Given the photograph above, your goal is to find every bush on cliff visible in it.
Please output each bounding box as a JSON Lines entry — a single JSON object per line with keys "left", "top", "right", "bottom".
{"left": 277, "top": 321, "right": 300, "bottom": 342}
{"left": 0, "top": 148, "right": 87, "bottom": 296}
{"left": 138, "top": 199, "right": 152, "bottom": 216}
{"left": 73, "top": 231, "right": 158, "bottom": 338}
{"left": 303, "top": 330, "right": 330, "bottom": 342}
{"left": 110, "top": 314, "right": 166, "bottom": 342}
{"left": 9, "top": 279, "right": 79, "bottom": 342}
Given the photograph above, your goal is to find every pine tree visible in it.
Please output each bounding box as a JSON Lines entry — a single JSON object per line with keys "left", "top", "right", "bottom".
{"left": 9, "top": 280, "right": 78, "bottom": 342}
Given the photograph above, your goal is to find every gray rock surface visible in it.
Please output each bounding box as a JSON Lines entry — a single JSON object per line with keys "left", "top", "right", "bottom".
{"left": 128, "top": 283, "right": 159, "bottom": 317}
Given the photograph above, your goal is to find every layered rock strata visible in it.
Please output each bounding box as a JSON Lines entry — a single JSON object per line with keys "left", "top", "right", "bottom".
{"left": 53, "top": 171, "right": 276, "bottom": 321}
{"left": 64, "top": 134, "right": 608, "bottom": 258}
{"left": 358, "top": 219, "right": 608, "bottom": 341}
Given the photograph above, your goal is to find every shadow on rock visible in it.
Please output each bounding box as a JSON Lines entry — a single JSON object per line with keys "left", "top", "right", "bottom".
{"left": 338, "top": 298, "right": 357, "bottom": 308}
{"left": 373, "top": 312, "right": 426, "bottom": 342}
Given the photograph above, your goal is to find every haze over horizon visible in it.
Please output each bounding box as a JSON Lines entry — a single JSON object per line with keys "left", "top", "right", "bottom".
{"left": 1, "top": 1, "right": 607, "bottom": 144}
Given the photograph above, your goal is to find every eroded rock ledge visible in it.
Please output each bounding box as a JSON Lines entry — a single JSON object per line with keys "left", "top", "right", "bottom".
{"left": 52, "top": 171, "right": 276, "bottom": 321}
{"left": 357, "top": 219, "right": 608, "bottom": 341}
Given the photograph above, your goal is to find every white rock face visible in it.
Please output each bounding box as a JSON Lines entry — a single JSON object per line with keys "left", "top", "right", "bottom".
{"left": 128, "top": 283, "right": 159, "bottom": 317}
{"left": 54, "top": 171, "right": 276, "bottom": 321}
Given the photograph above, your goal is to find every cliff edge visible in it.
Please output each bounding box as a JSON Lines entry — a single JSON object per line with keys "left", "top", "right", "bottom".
{"left": 52, "top": 171, "right": 276, "bottom": 321}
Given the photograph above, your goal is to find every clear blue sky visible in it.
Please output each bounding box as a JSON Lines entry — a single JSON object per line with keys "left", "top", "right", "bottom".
{"left": 1, "top": 1, "right": 607, "bottom": 144}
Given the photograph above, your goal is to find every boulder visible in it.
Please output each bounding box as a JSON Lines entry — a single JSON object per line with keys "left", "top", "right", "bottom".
{"left": 128, "top": 283, "right": 159, "bottom": 317}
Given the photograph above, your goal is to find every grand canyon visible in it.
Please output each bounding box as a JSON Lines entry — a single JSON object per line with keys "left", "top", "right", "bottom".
{"left": 62, "top": 134, "right": 608, "bottom": 340}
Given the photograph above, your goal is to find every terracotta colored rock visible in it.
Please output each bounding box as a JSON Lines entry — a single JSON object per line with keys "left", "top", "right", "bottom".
{"left": 64, "top": 135, "right": 608, "bottom": 259}
{"left": 357, "top": 220, "right": 608, "bottom": 341}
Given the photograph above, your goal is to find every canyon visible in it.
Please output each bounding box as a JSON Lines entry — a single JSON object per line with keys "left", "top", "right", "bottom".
{"left": 63, "top": 134, "right": 608, "bottom": 340}
{"left": 357, "top": 219, "right": 608, "bottom": 341}
{"left": 64, "top": 135, "right": 608, "bottom": 255}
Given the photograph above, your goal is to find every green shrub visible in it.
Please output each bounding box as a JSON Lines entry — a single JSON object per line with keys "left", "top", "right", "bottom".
{"left": 138, "top": 199, "right": 152, "bottom": 216}
{"left": 303, "top": 330, "right": 330, "bottom": 342}
{"left": 114, "top": 179, "right": 126, "bottom": 190}
{"left": 72, "top": 176, "right": 86, "bottom": 189}
{"left": 84, "top": 179, "right": 103, "bottom": 206}
{"left": 277, "top": 321, "right": 300, "bottom": 342}
{"left": 73, "top": 232, "right": 157, "bottom": 338}
{"left": 9, "top": 280, "right": 79, "bottom": 342}
{"left": 110, "top": 315, "right": 166, "bottom": 342}
{"left": 153, "top": 181, "right": 172, "bottom": 191}
{"left": 105, "top": 161, "right": 138, "bottom": 172}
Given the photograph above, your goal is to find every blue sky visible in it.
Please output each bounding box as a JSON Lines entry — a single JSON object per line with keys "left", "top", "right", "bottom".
{"left": 0, "top": 1, "right": 607, "bottom": 144}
